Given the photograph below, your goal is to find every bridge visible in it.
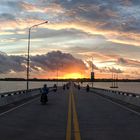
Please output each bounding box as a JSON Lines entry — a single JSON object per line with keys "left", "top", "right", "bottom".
{"left": 0, "top": 83, "right": 140, "bottom": 140}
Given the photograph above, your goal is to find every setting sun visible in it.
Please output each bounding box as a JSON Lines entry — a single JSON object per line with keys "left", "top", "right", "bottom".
{"left": 63, "top": 73, "right": 83, "bottom": 79}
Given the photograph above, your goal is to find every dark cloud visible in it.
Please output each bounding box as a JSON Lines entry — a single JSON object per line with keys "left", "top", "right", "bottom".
{"left": 1, "top": 0, "right": 140, "bottom": 33}
{"left": 117, "top": 57, "right": 140, "bottom": 67}
{"left": 0, "top": 52, "right": 26, "bottom": 73}
{"left": 30, "top": 50, "right": 87, "bottom": 72}
{"left": 54, "top": 0, "right": 140, "bottom": 33}
{"left": 86, "top": 61, "right": 99, "bottom": 70}
{"left": 0, "top": 51, "right": 87, "bottom": 74}
{"left": 0, "top": 13, "right": 16, "bottom": 22}
{"left": 0, "top": 1, "right": 45, "bottom": 21}
{"left": 0, "top": 1, "right": 29, "bottom": 11}
{"left": 118, "top": 58, "right": 127, "bottom": 64}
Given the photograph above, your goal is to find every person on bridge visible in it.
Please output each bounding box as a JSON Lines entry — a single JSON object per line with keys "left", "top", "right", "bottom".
{"left": 53, "top": 84, "right": 57, "bottom": 92}
{"left": 63, "top": 84, "right": 66, "bottom": 90}
{"left": 78, "top": 84, "right": 80, "bottom": 90}
{"left": 86, "top": 84, "right": 90, "bottom": 92}
{"left": 40, "top": 84, "right": 49, "bottom": 105}
{"left": 66, "top": 84, "right": 69, "bottom": 89}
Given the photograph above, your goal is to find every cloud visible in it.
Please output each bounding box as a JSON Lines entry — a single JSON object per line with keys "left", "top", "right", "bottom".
{"left": 30, "top": 50, "right": 87, "bottom": 73}
{"left": 44, "top": 3, "right": 65, "bottom": 14}
{"left": 0, "top": 50, "right": 140, "bottom": 79}
{"left": 20, "top": 1, "right": 43, "bottom": 13}
{"left": 0, "top": 52, "right": 26, "bottom": 74}
{"left": 85, "top": 60, "right": 99, "bottom": 70}
{"left": 0, "top": 0, "right": 140, "bottom": 79}
{"left": 117, "top": 57, "right": 140, "bottom": 67}
{"left": 1, "top": 0, "right": 140, "bottom": 47}
{"left": 0, "top": 13, "right": 16, "bottom": 22}
{"left": 0, "top": 51, "right": 87, "bottom": 75}
{"left": 100, "top": 67, "right": 123, "bottom": 74}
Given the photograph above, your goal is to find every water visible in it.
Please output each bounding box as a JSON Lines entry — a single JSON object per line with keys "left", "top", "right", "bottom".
{"left": 82, "top": 82, "right": 140, "bottom": 94}
{"left": 0, "top": 81, "right": 139, "bottom": 94}
{"left": 0, "top": 81, "right": 64, "bottom": 93}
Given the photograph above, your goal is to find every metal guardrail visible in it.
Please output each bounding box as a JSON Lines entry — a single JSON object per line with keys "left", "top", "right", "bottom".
{"left": 0, "top": 87, "right": 57, "bottom": 107}
{"left": 92, "top": 87, "right": 140, "bottom": 98}
{"left": 90, "top": 87, "right": 140, "bottom": 107}
{"left": 0, "top": 86, "right": 56, "bottom": 98}
{"left": 0, "top": 88, "right": 41, "bottom": 98}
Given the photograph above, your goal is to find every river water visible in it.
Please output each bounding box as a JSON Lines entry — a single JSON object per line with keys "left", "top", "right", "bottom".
{"left": 0, "top": 81, "right": 139, "bottom": 94}
{"left": 0, "top": 81, "right": 64, "bottom": 94}
{"left": 83, "top": 82, "right": 140, "bottom": 94}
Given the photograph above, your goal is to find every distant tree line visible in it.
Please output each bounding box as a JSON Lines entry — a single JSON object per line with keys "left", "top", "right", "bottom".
{"left": 0, "top": 78, "right": 140, "bottom": 82}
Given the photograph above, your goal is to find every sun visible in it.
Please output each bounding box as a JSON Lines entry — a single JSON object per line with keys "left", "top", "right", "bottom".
{"left": 63, "top": 73, "right": 83, "bottom": 79}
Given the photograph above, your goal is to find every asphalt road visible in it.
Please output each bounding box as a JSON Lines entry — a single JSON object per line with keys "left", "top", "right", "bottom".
{"left": 74, "top": 87, "right": 140, "bottom": 140}
{"left": 0, "top": 85, "right": 140, "bottom": 140}
{"left": 0, "top": 89, "right": 68, "bottom": 140}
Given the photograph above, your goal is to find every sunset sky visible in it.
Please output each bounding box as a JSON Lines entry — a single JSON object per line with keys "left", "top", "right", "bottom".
{"left": 0, "top": 0, "right": 140, "bottom": 79}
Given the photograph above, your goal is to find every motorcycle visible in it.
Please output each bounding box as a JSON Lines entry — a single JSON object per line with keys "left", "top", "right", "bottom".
{"left": 40, "top": 94, "right": 48, "bottom": 105}
{"left": 53, "top": 84, "right": 57, "bottom": 92}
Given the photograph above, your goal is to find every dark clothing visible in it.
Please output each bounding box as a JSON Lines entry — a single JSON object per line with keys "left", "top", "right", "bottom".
{"left": 40, "top": 86, "right": 49, "bottom": 104}
{"left": 41, "top": 94, "right": 48, "bottom": 103}
{"left": 78, "top": 85, "right": 80, "bottom": 90}
{"left": 63, "top": 84, "right": 66, "bottom": 90}
{"left": 53, "top": 84, "right": 57, "bottom": 92}
{"left": 42, "top": 87, "right": 49, "bottom": 94}
{"left": 86, "top": 85, "right": 90, "bottom": 92}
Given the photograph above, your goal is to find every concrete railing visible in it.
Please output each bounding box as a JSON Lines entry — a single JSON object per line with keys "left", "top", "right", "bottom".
{"left": 91, "top": 87, "right": 140, "bottom": 107}
{"left": 0, "top": 87, "right": 56, "bottom": 107}
{"left": 0, "top": 88, "right": 41, "bottom": 107}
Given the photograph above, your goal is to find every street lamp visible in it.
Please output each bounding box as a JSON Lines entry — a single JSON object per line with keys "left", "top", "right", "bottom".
{"left": 91, "top": 57, "right": 94, "bottom": 88}
{"left": 27, "top": 21, "right": 48, "bottom": 90}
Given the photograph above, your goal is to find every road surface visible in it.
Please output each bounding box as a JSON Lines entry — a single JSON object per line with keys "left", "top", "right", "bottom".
{"left": 0, "top": 84, "right": 140, "bottom": 140}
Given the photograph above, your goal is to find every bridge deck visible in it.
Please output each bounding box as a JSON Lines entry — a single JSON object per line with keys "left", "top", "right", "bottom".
{"left": 0, "top": 85, "right": 140, "bottom": 140}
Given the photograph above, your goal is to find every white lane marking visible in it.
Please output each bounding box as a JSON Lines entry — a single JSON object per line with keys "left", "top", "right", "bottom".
{"left": 0, "top": 97, "right": 39, "bottom": 117}
{"left": 94, "top": 92, "right": 140, "bottom": 116}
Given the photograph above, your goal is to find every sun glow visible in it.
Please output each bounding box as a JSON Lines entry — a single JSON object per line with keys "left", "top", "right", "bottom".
{"left": 63, "top": 73, "right": 83, "bottom": 79}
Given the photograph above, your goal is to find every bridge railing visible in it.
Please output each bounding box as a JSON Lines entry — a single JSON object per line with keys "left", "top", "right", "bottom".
{"left": 0, "top": 87, "right": 56, "bottom": 107}
{"left": 0, "top": 88, "right": 40, "bottom": 98}
{"left": 92, "top": 87, "right": 140, "bottom": 98}
{"left": 91, "top": 87, "right": 140, "bottom": 107}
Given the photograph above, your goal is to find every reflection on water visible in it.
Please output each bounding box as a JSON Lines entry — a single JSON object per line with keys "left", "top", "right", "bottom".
{"left": 0, "top": 81, "right": 64, "bottom": 94}
{"left": 0, "top": 81, "right": 139, "bottom": 94}
{"left": 82, "top": 82, "right": 140, "bottom": 94}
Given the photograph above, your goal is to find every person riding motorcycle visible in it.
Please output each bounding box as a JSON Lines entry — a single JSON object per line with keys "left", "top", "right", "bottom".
{"left": 53, "top": 84, "right": 57, "bottom": 92}
{"left": 40, "top": 84, "right": 49, "bottom": 105}
{"left": 63, "top": 84, "right": 66, "bottom": 90}
{"left": 78, "top": 84, "right": 80, "bottom": 90}
{"left": 86, "top": 84, "right": 90, "bottom": 92}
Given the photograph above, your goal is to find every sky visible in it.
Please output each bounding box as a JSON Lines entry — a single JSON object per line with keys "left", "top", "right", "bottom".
{"left": 0, "top": 0, "right": 140, "bottom": 79}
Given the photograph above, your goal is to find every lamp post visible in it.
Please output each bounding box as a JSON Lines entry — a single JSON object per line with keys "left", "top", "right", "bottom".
{"left": 91, "top": 57, "right": 94, "bottom": 88}
{"left": 61, "top": 63, "right": 63, "bottom": 86}
{"left": 27, "top": 21, "right": 48, "bottom": 90}
{"left": 57, "top": 64, "right": 58, "bottom": 86}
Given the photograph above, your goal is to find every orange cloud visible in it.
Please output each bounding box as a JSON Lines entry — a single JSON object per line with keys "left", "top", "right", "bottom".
{"left": 21, "top": 2, "right": 44, "bottom": 12}
{"left": 21, "top": 2, "right": 65, "bottom": 14}
{"left": 44, "top": 20, "right": 140, "bottom": 47}
{"left": 0, "top": 16, "right": 140, "bottom": 47}
{"left": 44, "top": 3, "right": 65, "bottom": 14}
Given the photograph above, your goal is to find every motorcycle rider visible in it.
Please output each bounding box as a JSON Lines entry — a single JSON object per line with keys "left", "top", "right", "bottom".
{"left": 53, "top": 84, "right": 57, "bottom": 92}
{"left": 86, "top": 84, "right": 90, "bottom": 92}
{"left": 40, "top": 84, "right": 49, "bottom": 105}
